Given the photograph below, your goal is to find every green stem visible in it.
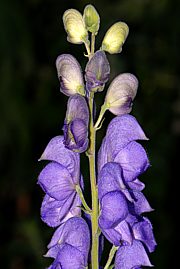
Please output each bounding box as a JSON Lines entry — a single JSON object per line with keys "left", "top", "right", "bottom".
{"left": 91, "top": 33, "right": 96, "bottom": 56}
{"left": 94, "top": 103, "right": 107, "bottom": 129}
{"left": 75, "top": 185, "right": 91, "bottom": 213}
{"left": 104, "top": 245, "right": 119, "bottom": 269}
{"left": 88, "top": 92, "right": 99, "bottom": 269}
{"left": 84, "top": 41, "right": 91, "bottom": 57}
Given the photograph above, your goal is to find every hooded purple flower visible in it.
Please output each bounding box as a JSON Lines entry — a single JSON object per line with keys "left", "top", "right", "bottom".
{"left": 56, "top": 54, "right": 85, "bottom": 96}
{"left": 98, "top": 115, "right": 149, "bottom": 182}
{"left": 45, "top": 217, "right": 90, "bottom": 269}
{"left": 115, "top": 240, "right": 153, "bottom": 269}
{"left": 38, "top": 136, "right": 82, "bottom": 227}
{"left": 63, "top": 94, "right": 89, "bottom": 153}
{"left": 85, "top": 50, "right": 110, "bottom": 92}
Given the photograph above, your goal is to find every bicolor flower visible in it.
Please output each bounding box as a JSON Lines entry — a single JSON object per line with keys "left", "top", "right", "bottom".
{"left": 101, "top": 22, "right": 129, "bottom": 54}
{"left": 56, "top": 54, "right": 85, "bottom": 96}
{"left": 38, "top": 136, "right": 82, "bottom": 227}
{"left": 104, "top": 73, "right": 138, "bottom": 116}
{"left": 63, "top": 9, "right": 88, "bottom": 44}
{"left": 85, "top": 50, "right": 110, "bottom": 92}
{"left": 46, "top": 217, "right": 90, "bottom": 269}
{"left": 63, "top": 94, "right": 89, "bottom": 153}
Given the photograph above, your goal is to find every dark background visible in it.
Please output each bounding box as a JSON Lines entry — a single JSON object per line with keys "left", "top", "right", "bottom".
{"left": 0, "top": 0, "right": 179, "bottom": 268}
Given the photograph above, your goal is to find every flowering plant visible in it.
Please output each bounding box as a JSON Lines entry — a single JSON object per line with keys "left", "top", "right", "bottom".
{"left": 38, "top": 4, "right": 156, "bottom": 269}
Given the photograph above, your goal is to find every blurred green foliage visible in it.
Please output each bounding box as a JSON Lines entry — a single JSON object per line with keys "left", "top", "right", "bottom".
{"left": 0, "top": 0, "right": 179, "bottom": 268}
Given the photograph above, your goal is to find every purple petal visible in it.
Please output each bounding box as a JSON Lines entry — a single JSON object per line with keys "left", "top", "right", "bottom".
{"left": 99, "top": 191, "right": 128, "bottom": 229}
{"left": 133, "top": 217, "right": 157, "bottom": 253}
{"left": 105, "top": 73, "right": 138, "bottom": 116}
{"left": 115, "top": 240, "right": 153, "bottom": 269}
{"left": 64, "top": 94, "right": 89, "bottom": 153}
{"left": 65, "top": 94, "right": 89, "bottom": 123}
{"left": 64, "top": 118, "right": 88, "bottom": 153}
{"left": 41, "top": 193, "right": 81, "bottom": 228}
{"left": 129, "top": 191, "right": 154, "bottom": 215}
{"left": 38, "top": 162, "right": 75, "bottom": 200}
{"left": 85, "top": 50, "right": 110, "bottom": 92}
{"left": 56, "top": 244, "right": 87, "bottom": 269}
{"left": 56, "top": 54, "right": 85, "bottom": 96}
{"left": 39, "top": 135, "right": 80, "bottom": 181}
{"left": 101, "top": 220, "right": 132, "bottom": 246}
{"left": 106, "top": 115, "right": 148, "bottom": 159}
{"left": 98, "top": 162, "right": 126, "bottom": 201}
{"left": 47, "top": 217, "right": 90, "bottom": 262}
{"left": 114, "top": 141, "right": 150, "bottom": 182}
{"left": 127, "top": 178, "right": 145, "bottom": 191}
{"left": 100, "top": 226, "right": 122, "bottom": 246}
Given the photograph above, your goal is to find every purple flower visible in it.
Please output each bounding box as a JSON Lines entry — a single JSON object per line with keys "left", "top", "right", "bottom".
{"left": 56, "top": 54, "right": 85, "bottom": 96}
{"left": 63, "top": 94, "right": 89, "bottom": 153}
{"left": 45, "top": 217, "right": 90, "bottom": 268}
{"left": 38, "top": 136, "right": 82, "bottom": 227}
{"left": 85, "top": 50, "right": 110, "bottom": 92}
{"left": 115, "top": 240, "right": 153, "bottom": 269}
{"left": 98, "top": 115, "right": 149, "bottom": 179}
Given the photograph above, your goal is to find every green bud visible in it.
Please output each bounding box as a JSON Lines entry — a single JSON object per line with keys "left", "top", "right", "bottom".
{"left": 101, "top": 22, "right": 129, "bottom": 54}
{"left": 83, "top": 4, "right": 100, "bottom": 34}
{"left": 63, "top": 9, "right": 88, "bottom": 44}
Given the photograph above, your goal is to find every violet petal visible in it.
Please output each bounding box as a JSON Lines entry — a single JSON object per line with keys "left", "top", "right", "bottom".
{"left": 127, "top": 178, "right": 145, "bottom": 191}
{"left": 106, "top": 115, "right": 148, "bottom": 159}
{"left": 38, "top": 162, "right": 74, "bottom": 201}
{"left": 41, "top": 193, "right": 81, "bottom": 228}
{"left": 129, "top": 190, "right": 154, "bottom": 215}
{"left": 133, "top": 217, "right": 157, "bottom": 253}
{"left": 85, "top": 50, "right": 110, "bottom": 92}
{"left": 115, "top": 240, "right": 153, "bottom": 269}
{"left": 56, "top": 243, "right": 87, "bottom": 269}
{"left": 99, "top": 191, "right": 128, "bottom": 229}
{"left": 114, "top": 141, "right": 150, "bottom": 182}
{"left": 39, "top": 135, "right": 80, "bottom": 181}
{"left": 98, "top": 162, "right": 126, "bottom": 201}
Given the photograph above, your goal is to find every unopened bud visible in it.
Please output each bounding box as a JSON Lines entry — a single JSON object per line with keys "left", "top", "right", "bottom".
{"left": 83, "top": 4, "right": 100, "bottom": 34}
{"left": 105, "top": 73, "right": 138, "bottom": 115}
{"left": 63, "top": 9, "right": 88, "bottom": 44}
{"left": 101, "top": 22, "right": 129, "bottom": 54}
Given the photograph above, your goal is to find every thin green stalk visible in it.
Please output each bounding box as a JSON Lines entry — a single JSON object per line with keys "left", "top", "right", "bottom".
{"left": 91, "top": 33, "right": 96, "bottom": 55}
{"left": 88, "top": 92, "right": 99, "bottom": 269}
{"left": 94, "top": 103, "right": 107, "bottom": 129}
{"left": 104, "top": 245, "right": 119, "bottom": 269}
{"left": 75, "top": 185, "right": 92, "bottom": 214}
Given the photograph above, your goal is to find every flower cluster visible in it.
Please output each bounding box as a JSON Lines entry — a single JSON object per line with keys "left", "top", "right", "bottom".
{"left": 98, "top": 115, "right": 157, "bottom": 268}
{"left": 37, "top": 4, "right": 156, "bottom": 269}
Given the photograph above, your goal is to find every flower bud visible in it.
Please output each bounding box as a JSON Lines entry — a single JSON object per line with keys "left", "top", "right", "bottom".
{"left": 101, "top": 22, "right": 129, "bottom": 54}
{"left": 85, "top": 50, "right": 110, "bottom": 92}
{"left": 63, "top": 9, "right": 88, "bottom": 44}
{"left": 83, "top": 4, "right": 100, "bottom": 34}
{"left": 56, "top": 54, "right": 85, "bottom": 96}
{"left": 104, "top": 73, "right": 138, "bottom": 115}
{"left": 63, "top": 94, "right": 89, "bottom": 153}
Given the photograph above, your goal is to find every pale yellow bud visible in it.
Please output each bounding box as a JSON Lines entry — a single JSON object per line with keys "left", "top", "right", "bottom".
{"left": 63, "top": 9, "right": 88, "bottom": 44}
{"left": 101, "top": 22, "right": 129, "bottom": 54}
{"left": 83, "top": 4, "right": 100, "bottom": 34}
